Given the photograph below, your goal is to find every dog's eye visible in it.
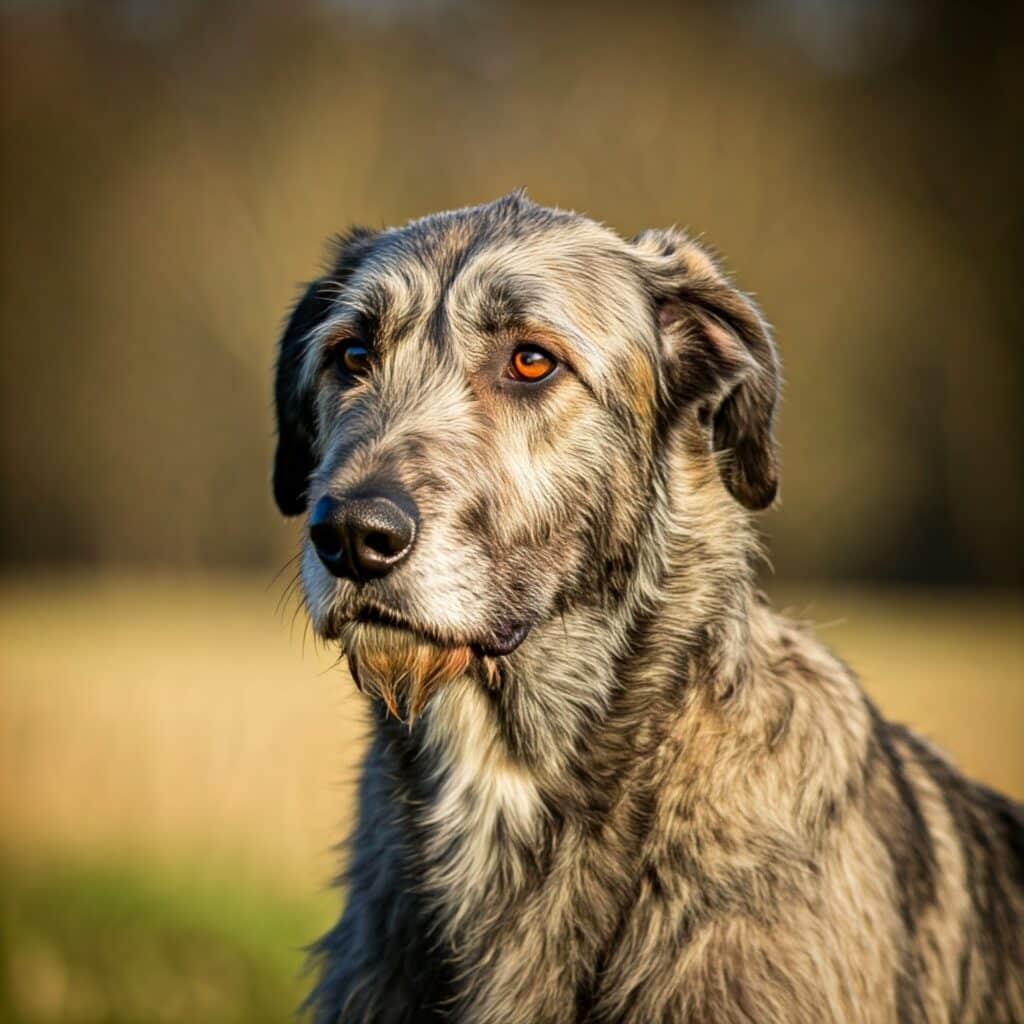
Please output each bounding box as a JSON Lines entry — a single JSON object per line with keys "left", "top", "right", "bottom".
{"left": 333, "top": 341, "right": 371, "bottom": 378}
{"left": 507, "top": 345, "right": 557, "bottom": 383}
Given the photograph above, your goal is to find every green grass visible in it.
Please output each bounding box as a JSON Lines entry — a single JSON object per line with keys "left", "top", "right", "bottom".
{"left": 0, "top": 854, "right": 335, "bottom": 1024}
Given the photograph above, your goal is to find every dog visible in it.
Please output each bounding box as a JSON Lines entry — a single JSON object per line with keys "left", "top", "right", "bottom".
{"left": 272, "top": 192, "right": 1024, "bottom": 1023}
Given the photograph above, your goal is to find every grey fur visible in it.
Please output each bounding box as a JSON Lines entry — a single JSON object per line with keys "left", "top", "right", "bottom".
{"left": 272, "top": 193, "right": 1024, "bottom": 1023}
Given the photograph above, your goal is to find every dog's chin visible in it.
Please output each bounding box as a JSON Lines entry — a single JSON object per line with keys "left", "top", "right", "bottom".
{"left": 339, "top": 619, "right": 481, "bottom": 724}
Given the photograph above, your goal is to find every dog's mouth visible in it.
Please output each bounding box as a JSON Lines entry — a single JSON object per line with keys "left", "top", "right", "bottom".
{"left": 473, "top": 621, "right": 532, "bottom": 658}
{"left": 337, "top": 601, "right": 532, "bottom": 722}
{"left": 350, "top": 600, "right": 532, "bottom": 658}
{"left": 352, "top": 601, "right": 434, "bottom": 640}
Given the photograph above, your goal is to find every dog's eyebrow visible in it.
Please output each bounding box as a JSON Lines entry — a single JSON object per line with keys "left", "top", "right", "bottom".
{"left": 519, "top": 316, "right": 596, "bottom": 368}
{"left": 305, "top": 309, "right": 368, "bottom": 357}
{"left": 472, "top": 277, "right": 537, "bottom": 336}
{"left": 470, "top": 276, "right": 604, "bottom": 377}
{"left": 348, "top": 280, "right": 400, "bottom": 323}
{"left": 322, "top": 272, "right": 424, "bottom": 345}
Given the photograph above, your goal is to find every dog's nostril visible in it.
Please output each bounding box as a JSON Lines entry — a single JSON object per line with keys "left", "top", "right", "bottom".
{"left": 349, "top": 507, "right": 415, "bottom": 568}
{"left": 343, "top": 496, "right": 417, "bottom": 579}
{"left": 309, "top": 495, "right": 347, "bottom": 563}
{"left": 362, "top": 530, "right": 397, "bottom": 557}
{"left": 310, "top": 521, "right": 343, "bottom": 558}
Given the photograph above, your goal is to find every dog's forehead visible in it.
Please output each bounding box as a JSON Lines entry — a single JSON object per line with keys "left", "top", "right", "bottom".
{"left": 341, "top": 200, "right": 653, "bottom": 359}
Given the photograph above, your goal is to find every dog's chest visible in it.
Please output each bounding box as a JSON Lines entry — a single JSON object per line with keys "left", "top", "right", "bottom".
{"left": 418, "top": 686, "right": 545, "bottom": 934}
{"left": 409, "top": 685, "right": 664, "bottom": 1022}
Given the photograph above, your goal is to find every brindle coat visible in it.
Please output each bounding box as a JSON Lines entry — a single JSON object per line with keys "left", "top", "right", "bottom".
{"left": 272, "top": 193, "right": 1024, "bottom": 1023}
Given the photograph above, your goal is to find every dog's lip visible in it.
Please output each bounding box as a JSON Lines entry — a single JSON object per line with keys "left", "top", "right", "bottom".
{"left": 471, "top": 621, "right": 532, "bottom": 658}
{"left": 348, "top": 602, "right": 532, "bottom": 659}
{"left": 352, "top": 602, "right": 435, "bottom": 640}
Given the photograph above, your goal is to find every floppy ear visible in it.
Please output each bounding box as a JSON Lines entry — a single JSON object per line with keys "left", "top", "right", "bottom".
{"left": 273, "top": 227, "right": 381, "bottom": 516}
{"left": 273, "top": 279, "right": 334, "bottom": 515}
{"left": 635, "top": 228, "right": 781, "bottom": 511}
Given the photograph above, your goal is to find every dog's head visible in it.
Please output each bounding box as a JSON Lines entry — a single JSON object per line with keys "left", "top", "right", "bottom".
{"left": 274, "top": 193, "right": 779, "bottom": 719}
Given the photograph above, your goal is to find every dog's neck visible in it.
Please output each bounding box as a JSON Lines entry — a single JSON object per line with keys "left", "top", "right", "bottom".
{"left": 453, "top": 454, "right": 764, "bottom": 775}
{"left": 380, "top": 456, "right": 777, "bottom": 944}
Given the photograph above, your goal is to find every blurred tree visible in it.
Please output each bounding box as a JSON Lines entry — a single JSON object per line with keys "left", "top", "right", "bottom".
{"left": 0, "top": 0, "right": 1020, "bottom": 583}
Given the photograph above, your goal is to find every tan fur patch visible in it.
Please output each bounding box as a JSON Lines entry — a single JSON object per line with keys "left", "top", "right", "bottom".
{"left": 340, "top": 621, "right": 474, "bottom": 724}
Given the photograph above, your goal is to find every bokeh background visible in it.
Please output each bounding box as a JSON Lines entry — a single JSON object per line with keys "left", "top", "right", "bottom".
{"left": 1, "top": 1, "right": 1022, "bottom": 1020}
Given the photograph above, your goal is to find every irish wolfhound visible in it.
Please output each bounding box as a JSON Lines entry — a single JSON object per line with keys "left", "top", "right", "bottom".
{"left": 272, "top": 193, "right": 1023, "bottom": 1023}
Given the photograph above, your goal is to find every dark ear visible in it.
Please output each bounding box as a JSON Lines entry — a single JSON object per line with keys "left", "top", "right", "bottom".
{"left": 273, "top": 279, "right": 334, "bottom": 515}
{"left": 273, "top": 227, "right": 381, "bottom": 516}
{"left": 635, "top": 228, "right": 781, "bottom": 510}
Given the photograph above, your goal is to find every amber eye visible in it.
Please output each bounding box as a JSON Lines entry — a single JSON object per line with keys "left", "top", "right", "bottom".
{"left": 334, "top": 341, "right": 370, "bottom": 377}
{"left": 508, "top": 345, "right": 557, "bottom": 383}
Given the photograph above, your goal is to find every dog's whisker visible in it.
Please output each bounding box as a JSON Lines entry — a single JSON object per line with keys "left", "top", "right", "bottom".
{"left": 268, "top": 552, "right": 302, "bottom": 593}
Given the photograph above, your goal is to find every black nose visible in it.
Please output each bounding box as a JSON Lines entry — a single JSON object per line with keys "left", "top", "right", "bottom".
{"left": 309, "top": 492, "right": 418, "bottom": 581}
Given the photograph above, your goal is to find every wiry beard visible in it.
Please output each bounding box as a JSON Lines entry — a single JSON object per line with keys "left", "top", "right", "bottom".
{"left": 339, "top": 620, "right": 484, "bottom": 724}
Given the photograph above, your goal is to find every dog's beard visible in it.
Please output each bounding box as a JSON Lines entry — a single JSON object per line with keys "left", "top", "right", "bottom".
{"left": 339, "top": 620, "right": 477, "bottom": 723}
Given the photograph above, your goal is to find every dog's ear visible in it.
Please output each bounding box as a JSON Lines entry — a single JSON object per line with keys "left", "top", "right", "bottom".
{"left": 273, "top": 227, "right": 381, "bottom": 516}
{"left": 273, "top": 279, "right": 334, "bottom": 515}
{"left": 634, "top": 228, "right": 781, "bottom": 511}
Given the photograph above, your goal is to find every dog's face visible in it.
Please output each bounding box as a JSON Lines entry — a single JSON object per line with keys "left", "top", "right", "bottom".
{"left": 274, "top": 194, "right": 779, "bottom": 718}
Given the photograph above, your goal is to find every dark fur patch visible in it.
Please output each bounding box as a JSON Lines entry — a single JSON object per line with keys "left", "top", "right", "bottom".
{"left": 273, "top": 279, "right": 335, "bottom": 515}
{"left": 865, "top": 705, "right": 938, "bottom": 933}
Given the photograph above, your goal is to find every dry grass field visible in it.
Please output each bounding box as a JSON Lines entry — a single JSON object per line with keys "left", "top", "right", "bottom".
{"left": 1, "top": 573, "right": 1021, "bottom": 1022}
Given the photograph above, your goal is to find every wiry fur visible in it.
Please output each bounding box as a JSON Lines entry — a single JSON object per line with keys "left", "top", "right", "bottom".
{"left": 272, "top": 193, "right": 1024, "bottom": 1023}
{"left": 340, "top": 619, "right": 478, "bottom": 723}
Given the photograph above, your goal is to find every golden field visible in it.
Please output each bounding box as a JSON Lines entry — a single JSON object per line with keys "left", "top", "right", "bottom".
{"left": 1, "top": 574, "right": 1021, "bottom": 1021}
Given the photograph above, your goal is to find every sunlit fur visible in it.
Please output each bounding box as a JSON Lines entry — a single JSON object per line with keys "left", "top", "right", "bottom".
{"left": 273, "top": 193, "right": 1024, "bottom": 1023}
{"left": 339, "top": 619, "right": 477, "bottom": 723}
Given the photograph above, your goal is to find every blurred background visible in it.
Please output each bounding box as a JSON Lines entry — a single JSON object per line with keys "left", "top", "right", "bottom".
{"left": 1, "top": 0, "right": 1022, "bottom": 1020}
